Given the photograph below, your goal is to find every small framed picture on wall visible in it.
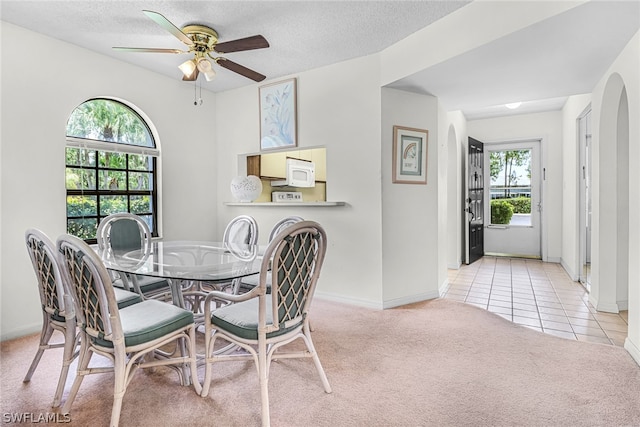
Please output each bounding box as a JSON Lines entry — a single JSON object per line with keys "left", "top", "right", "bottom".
{"left": 392, "top": 125, "right": 428, "bottom": 184}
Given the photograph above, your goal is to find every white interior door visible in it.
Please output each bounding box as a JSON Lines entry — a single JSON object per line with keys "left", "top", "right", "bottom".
{"left": 483, "top": 140, "right": 541, "bottom": 258}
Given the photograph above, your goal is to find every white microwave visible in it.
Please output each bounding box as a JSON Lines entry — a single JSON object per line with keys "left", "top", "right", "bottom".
{"left": 271, "top": 158, "right": 316, "bottom": 188}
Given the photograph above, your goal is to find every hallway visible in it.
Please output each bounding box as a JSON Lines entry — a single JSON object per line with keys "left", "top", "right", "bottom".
{"left": 443, "top": 257, "right": 628, "bottom": 346}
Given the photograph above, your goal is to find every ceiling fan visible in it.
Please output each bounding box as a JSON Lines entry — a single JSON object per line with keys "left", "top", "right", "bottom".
{"left": 113, "top": 10, "right": 269, "bottom": 82}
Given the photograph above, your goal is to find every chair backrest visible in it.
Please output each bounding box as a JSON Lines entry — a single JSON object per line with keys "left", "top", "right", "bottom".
{"left": 25, "top": 229, "right": 73, "bottom": 318}
{"left": 267, "top": 216, "right": 304, "bottom": 243}
{"left": 223, "top": 215, "right": 259, "bottom": 245}
{"left": 57, "top": 234, "right": 122, "bottom": 343}
{"left": 261, "top": 221, "right": 326, "bottom": 332}
{"left": 97, "top": 213, "right": 152, "bottom": 254}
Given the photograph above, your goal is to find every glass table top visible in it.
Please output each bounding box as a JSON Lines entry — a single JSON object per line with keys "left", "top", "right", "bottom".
{"left": 95, "top": 240, "right": 262, "bottom": 282}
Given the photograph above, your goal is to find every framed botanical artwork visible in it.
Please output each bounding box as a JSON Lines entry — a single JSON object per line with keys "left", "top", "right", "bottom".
{"left": 392, "top": 125, "right": 428, "bottom": 184}
{"left": 259, "top": 78, "right": 297, "bottom": 151}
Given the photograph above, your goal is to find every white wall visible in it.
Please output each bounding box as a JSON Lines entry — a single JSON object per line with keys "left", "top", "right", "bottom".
{"left": 446, "top": 111, "right": 468, "bottom": 269}
{"left": 560, "top": 94, "right": 591, "bottom": 280}
{"left": 0, "top": 22, "right": 217, "bottom": 340}
{"left": 467, "top": 111, "right": 564, "bottom": 262}
{"left": 381, "top": 88, "right": 442, "bottom": 307}
{"left": 589, "top": 31, "right": 640, "bottom": 364}
{"left": 380, "top": 0, "right": 583, "bottom": 86}
{"left": 215, "top": 55, "right": 385, "bottom": 308}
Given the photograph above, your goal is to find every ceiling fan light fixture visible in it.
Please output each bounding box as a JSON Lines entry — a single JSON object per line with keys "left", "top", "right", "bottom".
{"left": 505, "top": 102, "right": 522, "bottom": 110}
{"left": 197, "top": 58, "right": 216, "bottom": 81}
{"left": 179, "top": 59, "right": 197, "bottom": 77}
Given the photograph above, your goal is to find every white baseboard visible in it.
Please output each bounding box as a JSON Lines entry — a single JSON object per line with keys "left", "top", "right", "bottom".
{"left": 439, "top": 278, "right": 449, "bottom": 296}
{"left": 589, "top": 297, "right": 620, "bottom": 314}
{"left": 317, "top": 286, "right": 443, "bottom": 310}
{"left": 447, "top": 262, "right": 462, "bottom": 270}
{"left": 315, "top": 291, "right": 383, "bottom": 310}
{"left": 560, "top": 259, "right": 579, "bottom": 281}
{"left": 617, "top": 300, "right": 629, "bottom": 311}
{"left": 1, "top": 322, "right": 41, "bottom": 342}
{"left": 624, "top": 337, "right": 640, "bottom": 367}
{"left": 382, "top": 289, "right": 441, "bottom": 309}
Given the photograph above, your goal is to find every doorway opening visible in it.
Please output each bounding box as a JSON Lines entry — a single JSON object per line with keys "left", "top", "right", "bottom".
{"left": 483, "top": 140, "right": 541, "bottom": 259}
{"left": 578, "top": 108, "right": 592, "bottom": 292}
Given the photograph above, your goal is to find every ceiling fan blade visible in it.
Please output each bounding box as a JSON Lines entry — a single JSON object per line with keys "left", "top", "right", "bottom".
{"left": 214, "top": 35, "right": 270, "bottom": 53}
{"left": 217, "top": 58, "right": 266, "bottom": 82}
{"left": 113, "top": 47, "right": 186, "bottom": 54}
{"left": 143, "top": 10, "right": 193, "bottom": 46}
{"left": 182, "top": 68, "right": 199, "bottom": 81}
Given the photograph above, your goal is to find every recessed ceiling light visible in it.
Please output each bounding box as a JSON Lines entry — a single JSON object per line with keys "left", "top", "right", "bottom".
{"left": 505, "top": 102, "right": 522, "bottom": 109}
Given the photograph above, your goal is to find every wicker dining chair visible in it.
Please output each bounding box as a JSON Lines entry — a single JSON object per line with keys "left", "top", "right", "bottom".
{"left": 223, "top": 214, "right": 259, "bottom": 246}
{"left": 23, "top": 229, "right": 142, "bottom": 408}
{"left": 56, "top": 234, "right": 202, "bottom": 427}
{"left": 234, "top": 215, "right": 304, "bottom": 294}
{"left": 201, "top": 221, "right": 331, "bottom": 427}
{"left": 97, "top": 213, "right": 171, "bottom": 300}
{"left": 192, "top": 214, "right": 259, "bottom": 299}
{"left": 23, "top": 229, "right": 79, "bottom": 408}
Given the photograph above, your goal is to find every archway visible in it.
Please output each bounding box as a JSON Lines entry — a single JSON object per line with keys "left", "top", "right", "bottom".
{"left": 594, "top": 73, "right": 629, "bottom": 313}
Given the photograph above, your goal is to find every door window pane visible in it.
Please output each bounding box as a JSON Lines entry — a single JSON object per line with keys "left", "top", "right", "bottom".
{"left": 489, "top": 149, "right": 532, "bottom": 226}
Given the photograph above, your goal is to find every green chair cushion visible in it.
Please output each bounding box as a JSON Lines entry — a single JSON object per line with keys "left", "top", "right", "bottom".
{"left": 93, "top": 300, "right": 193, "bottom": 348}
{"left": 211, "top": 297, "right": 299, "bottom": 341}
{"left": 110, "top": 220, "right": 142, "bottom": 252}
{"left": 132, "top": 275, "right": 170, "bottom": 293}
{"left": 113, "top": 286, "right": 142, "bottom": 309}
{"left": 239, "top": 272, "right": 272, "bottom": 294}
{"left": 50, "top": 313, "right": 67, "bottom": 323}
{"left": 113, "top": 275, "right": 170, "bottom": 294}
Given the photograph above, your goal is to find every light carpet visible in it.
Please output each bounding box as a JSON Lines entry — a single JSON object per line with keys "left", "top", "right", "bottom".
{"left": 2, "top": 298, "right": 639, "bottom": 426}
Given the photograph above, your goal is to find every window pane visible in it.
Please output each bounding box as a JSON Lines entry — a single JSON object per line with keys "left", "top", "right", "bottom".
{"left": 65, "top": 168, "right": 96, "bottom": 190}
{"left": 66, "top": 99, "right": 154, "bottom": 148}
{"left": 489, "top": 149, "right": 532, "bottom": 226}
{"left": 99, "top": 151, "right": 127, "bottom": 169}
{"left": 67, "top": 218, "right": 98, "bottom": 240}
{"left": 100, "top": 195, "right": 128, "bottom": 216}
{"left": 67, "top": 195, "right": 97, "bottom": 217}
{"left": 66, "top": 147, "right": 96, "bottom": 167}
{"left": 129, "top": 172, "right": 152, "bottom": 190}
{"left": 99, "top": 171, "right": 127, "bottom": 190}
{"left": 66, "top": 98, "right": 158, "bottom": 242}
{"left": 137, "top": 214, "right": 153, "bottom": 232}
{"left": 130, "top": 196, "right": 153, "bottom": 215}
{"left": 128, "top": 154, "right": 153, "bottom": 171}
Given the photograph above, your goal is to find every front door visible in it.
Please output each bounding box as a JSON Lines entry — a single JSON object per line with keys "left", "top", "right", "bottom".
{"left": 466, "top": 137, "right": 484, "bottom": 264}
{"left": 483, "top": 140, "right": 541, "bottom": 258}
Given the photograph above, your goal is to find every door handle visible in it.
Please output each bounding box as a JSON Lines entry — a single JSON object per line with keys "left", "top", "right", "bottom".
{"left": 466, "top": 207, "right": 475, "bottom": 220}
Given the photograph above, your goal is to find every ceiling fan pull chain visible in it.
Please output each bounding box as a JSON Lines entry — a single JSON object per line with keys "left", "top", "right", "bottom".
{"left": 193, "top": 79, "right": 203, "bottom": 106}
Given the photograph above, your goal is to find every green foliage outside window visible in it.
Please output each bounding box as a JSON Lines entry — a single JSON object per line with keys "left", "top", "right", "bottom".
{"left": 66, "top": 99, "right": 153, "bottom": 147}
{"left": 65, "top": 99, "right": 157, "bottom": 241}
{"left": 504, "top": 197, "right": 531, "bottom": 214}
{"left": 491, "top": 199, "right": 514, "bottom": 224}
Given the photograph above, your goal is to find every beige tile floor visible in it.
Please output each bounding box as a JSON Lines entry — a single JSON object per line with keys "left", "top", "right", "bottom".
{"left": 443, "top": 257, "right": 629, "bottom": 346}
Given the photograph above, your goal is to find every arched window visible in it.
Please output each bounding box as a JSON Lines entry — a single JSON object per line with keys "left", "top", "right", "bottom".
{"left": 65, "top": 98, "right": 159, "bottom": 242}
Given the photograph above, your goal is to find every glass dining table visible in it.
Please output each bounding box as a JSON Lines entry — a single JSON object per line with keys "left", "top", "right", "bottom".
{"left": 94, "top": 240, "right": 263, "bottom": 386}
{"left": 94, "top": 240, "right": 263, "bottom": 308}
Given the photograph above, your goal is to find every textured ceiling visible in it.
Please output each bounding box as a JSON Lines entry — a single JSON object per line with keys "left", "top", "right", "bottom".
{"left": 387, "top": 0, "right": 640, "bottom": 120}
{"left": 0, "top": 1, "right": 469, "bottom": 91}
{"left": 1, "top": 1, "right": 638, "bottom": 120}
